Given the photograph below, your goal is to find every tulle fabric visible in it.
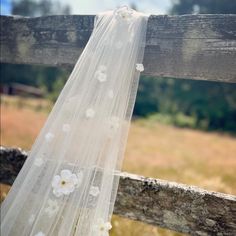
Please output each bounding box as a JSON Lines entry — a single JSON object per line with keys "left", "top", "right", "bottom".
{"left": 1, "top": 7, "right": 149, "bottom": 236}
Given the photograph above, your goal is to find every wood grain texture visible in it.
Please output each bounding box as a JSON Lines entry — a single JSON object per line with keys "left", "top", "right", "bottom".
{"left": 1, "top": 14, "right": 236, "bottom": 82}
{"left": 1, "top": 146, "right": 236, "bottom": 235}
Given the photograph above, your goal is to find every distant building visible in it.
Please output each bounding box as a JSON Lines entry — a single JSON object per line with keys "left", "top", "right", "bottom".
{"left": 1, "top": 83, "right": 44, "bottom": 98}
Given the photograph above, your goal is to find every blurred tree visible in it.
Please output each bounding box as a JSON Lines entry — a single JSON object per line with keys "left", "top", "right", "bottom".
{"left": 167, "top": 0, "right": 236, "bottom": 132}
{"left": 133, "top": 0, "right": 236, "bottom": 132}
{"left": 12, "top": 0, "right": 70, "bottom": 16}
{"left": 134, "top": 0, "right": 236, "bottom": 133}
{"left": 12, "top": 0, "right": 37, "bottom": 16}
{"left": 1, "top": 0, "right": 70, "bottom": 99}
{"left": 170, "top": 0, "right": 236, "bottom": 14}
{"left": 134, "top": 77, "right": 236, "bottom": 132}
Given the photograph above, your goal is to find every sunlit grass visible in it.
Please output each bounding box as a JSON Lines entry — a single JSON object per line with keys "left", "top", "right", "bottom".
{"left": 1, "top": 96, "right": 236, "bottom": 235}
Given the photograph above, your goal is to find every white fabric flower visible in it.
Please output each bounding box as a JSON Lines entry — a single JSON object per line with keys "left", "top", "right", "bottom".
{"left": 34, "top": 158, "right": 44, "bottom": 167}
{"left": 108, "top": 90, "right": 114, "bottom": 99}
{"left": 34, "top": 232, "right": 45, "bottom": 236}
{"left": 44, "top": 199, "right": 59, "bottom": 217}
{"left": 86, "top": 108, "right": 95, "bottom": 118}
{"left": 109, "top": 116, "right": 120, "bottom": 131}
{"left": 108, "top": 116, "right": 120, "bottom": 137}
{"left": 28, "top": 214, "right": 35, "bottom": 224}
{"left": 52, "top": 170, "right": 81, "bottom": 197}
{"left": 115, "top": 6, "right": 133, "bottom": 21}
{"left": 136, "top": 63, "right": 144, "bottom": 72}
{"left": 95, "top": 65, "right": 107, "bottom": 83}
{"left": 45, "top": 132, "right": 54, "bottom": 142}
{"left": 89, "top": 186, "right": 100, "bottom": 197}
{"left": 62, "top": 124, "right": 71, "bottom": 132}
{"left": 96, "top": 73, "right": 107, "bottom": 82}
{"left": 93, "top": 218, "right": 112, "bottom": 236}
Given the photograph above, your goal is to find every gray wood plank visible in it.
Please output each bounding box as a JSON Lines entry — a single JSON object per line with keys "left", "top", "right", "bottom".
{"left": 1, "top": 146, "right": 236, "bottom": 235}
{"left": 1, "top": 14, "right": 236, "bottom": 82}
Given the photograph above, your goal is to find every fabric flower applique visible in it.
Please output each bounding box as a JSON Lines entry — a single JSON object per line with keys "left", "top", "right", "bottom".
{"left": 34, "top": 232, "right": 45, "bottom": 236}
{"left": 44, "top": 199, "right": 59, "bottom": 217}
{"left": 95, "top": 65, "right": 107, "bottom": 83}
{"left": 93, "top": 218, "right": 112, "bottom": 236}
{"left": 115, "top": 6, "right": 133, "bottom": 21}
{"left": 89, "top": 186, "right": 100, "bottom": 197}
{"left": 136, "top": 63, "right": 144, "bottom": 72}
{"left": 107, "top": 116, "right": 120, "bottom": 137}
{"left": 34, "top": 158, "right": 44, "bottom": 167}
{"left": 52, "top": 169, "right": 82, "bottom": 197}
{"left": 62, "top": 123, "right": 71, "bottom": 133}
{"left": 85, "top": 108, "right": 95, "bottom": 119}
{"left": 109, "top": 116, "right": 120, "bottom": 131}
{"left": 45, "top": 132, "right": 54, "bottom": 143}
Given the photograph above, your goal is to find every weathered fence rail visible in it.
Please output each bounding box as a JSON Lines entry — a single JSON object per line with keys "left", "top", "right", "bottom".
{"left": 1, "top": 147, "right": 236, "bottom": 235}
{"left": 1, "top": 14, "right": 236, "bottom": 235}
{"left": 1, "top": 14, "right": 236, "bottom": 82}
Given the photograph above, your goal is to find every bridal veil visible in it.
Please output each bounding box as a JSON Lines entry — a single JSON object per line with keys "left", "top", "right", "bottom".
{"left": 1, "top": 7, "right": 149, "bottom": 236}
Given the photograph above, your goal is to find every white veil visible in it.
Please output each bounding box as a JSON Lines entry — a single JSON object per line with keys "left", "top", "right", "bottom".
{"left": 1, "top": 7, "right": 149, "bottom": 236}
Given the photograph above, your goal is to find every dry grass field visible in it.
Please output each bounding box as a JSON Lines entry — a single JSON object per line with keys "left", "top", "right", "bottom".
{"left": 1, "top": 95, "right": 236, "bottom": 235}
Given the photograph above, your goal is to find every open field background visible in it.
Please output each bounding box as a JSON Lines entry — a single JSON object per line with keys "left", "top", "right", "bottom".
{"left": 1, "top": 95, "right": 236, "bottom": 235}
{"left": 1, "top": 1, "right": 236, "bottom": 234}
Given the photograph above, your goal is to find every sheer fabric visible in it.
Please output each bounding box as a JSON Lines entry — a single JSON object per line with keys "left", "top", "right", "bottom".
{"left": 1, "top": 7, "right": 149, "bottom": 236}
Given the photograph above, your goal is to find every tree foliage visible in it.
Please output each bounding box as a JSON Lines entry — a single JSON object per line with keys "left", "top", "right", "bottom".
{"left": 12, "top": 0, "right": 70, "bottom": 16}
{"left": 134, "top": 0, "right": 236, "bottom": 132}
{"left": 1, "top": 0, "right": 70, "bottom": 100}
{"left": 170, "top": 0, "right": 236, "bottom": 14}
{"left": 134, "top": 77, "right": 236, "bottom": 132}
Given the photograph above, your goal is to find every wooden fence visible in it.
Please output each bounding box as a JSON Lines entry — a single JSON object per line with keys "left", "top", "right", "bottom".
{"left": 1, "top": 14, "right": 236, "bottom": 235}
